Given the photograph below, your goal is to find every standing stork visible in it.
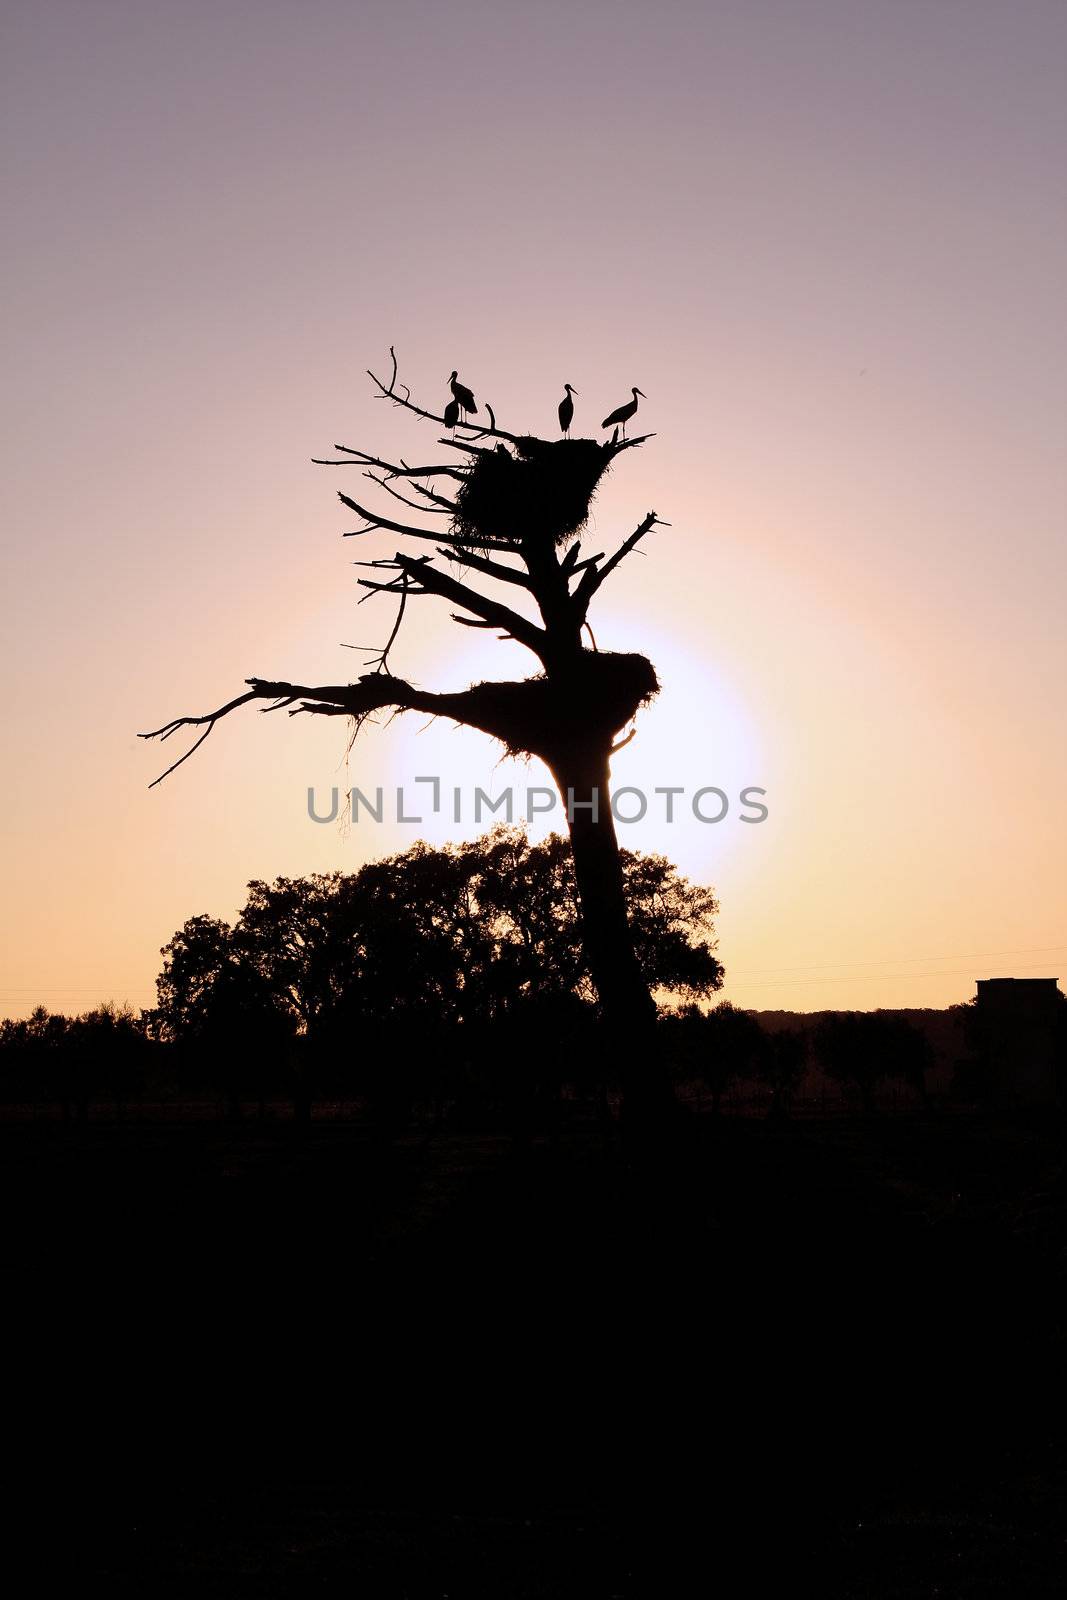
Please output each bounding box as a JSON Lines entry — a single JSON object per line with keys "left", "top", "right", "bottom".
{"left": 448, "top": 370, "right": 478, "bottom": 422}
{"left": 557, "top": 383, "right": 578, "bottom": 437}
{"left": 601, "top": 387, "right": 646, "bottom": 439}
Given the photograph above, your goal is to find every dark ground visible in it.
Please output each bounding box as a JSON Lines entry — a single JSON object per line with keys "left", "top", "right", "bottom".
{"left": 1, "top": 1108, "right": 1061, "bottom": 1595}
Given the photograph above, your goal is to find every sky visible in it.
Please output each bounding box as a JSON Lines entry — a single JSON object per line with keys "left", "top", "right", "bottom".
{"left": 1, "top": 0, "right": 1065, "bottom": 1016}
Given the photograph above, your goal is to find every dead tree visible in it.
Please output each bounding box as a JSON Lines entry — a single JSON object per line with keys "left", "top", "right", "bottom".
{"left": 142, "top": 351, "right": 671, "bottom": 1110}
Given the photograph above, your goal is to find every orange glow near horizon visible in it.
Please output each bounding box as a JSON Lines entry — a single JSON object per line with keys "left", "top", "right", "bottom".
{"left": 2, "top": 1, "right": 1064, "bottom": 1018}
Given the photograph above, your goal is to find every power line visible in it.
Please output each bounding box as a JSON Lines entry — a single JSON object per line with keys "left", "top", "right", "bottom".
{"left": 2, "top": 945, "right": 1063, "bottom": 1004}
{"left": 0, "top": 979, "right": 156, "bottom": 992}
{"left": 725, "top": 943, "right": 1067, "bottom": 975}
{"left": 726, "top": 961, "right": 1063, "bottom": 990}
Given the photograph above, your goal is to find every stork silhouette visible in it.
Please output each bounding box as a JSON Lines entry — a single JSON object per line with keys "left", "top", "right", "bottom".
{"left": 448, "top": 370, "right": 477, "bottom": 422}
{"left": 558, "top": 383, "right": 578, "bottom": 437}
{"left": 601, "top": 387, "right": 645, "bottom": 439}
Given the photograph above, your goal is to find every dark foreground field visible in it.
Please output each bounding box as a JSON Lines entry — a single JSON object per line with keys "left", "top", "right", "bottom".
{"left": 1, "top": 1108, "right": 1061, "bottom": 1595}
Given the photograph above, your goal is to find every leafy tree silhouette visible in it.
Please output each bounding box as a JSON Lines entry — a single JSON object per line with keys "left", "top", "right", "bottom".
{"left": 666, "top": 1000, "right": 764, "bottom": 1116}
{"left": 812, "top": 1012, "right": 932, "bottom": 1114}
{"left": 156, "top": 914, "right": 295, "bottom": 1118}
{"left": 755, "top": 1027, "right": 808, "bottom": 1119}
{"left": 67, "top": 1002, "right": 148, "bottom": 1120}
{"left": 142, "top": 354, "right": 679, "bottom": 1113}
{"left": 1, "top": 1005, "right": 73, "bottom": 1115}
{"left": 0, "top": 1003, "right": 148, "bottom": 1118}
{"left": 150, "top": 830, "right": 722, "bottom": 1119}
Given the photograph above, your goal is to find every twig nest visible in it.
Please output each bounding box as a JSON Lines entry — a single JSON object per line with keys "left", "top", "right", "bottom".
{"left": 461, "top": 651, "right": 659, "bottom": 761}
{"left": 452, "top": 437, "right": 611, "bottom": 550}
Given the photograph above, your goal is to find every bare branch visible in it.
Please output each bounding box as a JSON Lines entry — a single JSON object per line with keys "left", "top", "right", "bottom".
{"left": 364, "top": 471, "right": 453, "bottom": 516}
{"left": 139, "top": 688, "right": 263, "bottom": 788}
{"left": 141, "top": 670, "right": 575, "bottom": 785}
{"left": 366, "top": 570, "right": 409, "bottom": 674}
{"left": 350, "top": 526, "right": 513, "bottom": 554}
{"left": 397, "top": 471, "right": 461, "bottom": 510}
{"left": 355, "top": 555, "right": 430, "bottom": 613}
{"left": 437, "top": 438, "right": 494, "bottom": 459}
{"left": 315, "top": 446, "right": 466, "bottom": 482}
{"left": 438, "top": 546, "right": 535, "bottom": 590}
{"left": 606, "top": 431, "right": 656, "bottom": 457}
{"left": 142, "top": 648, "right": 656, "bottom": 787}
{"left": 338, "top": 490, "right": 514, "bottom": 552}
{"left": 391, "top": 552, "right": 548, "bottom": 661}
{"left": 336, "top": 491, "right": 441, "bottom": 542}
{"left": 367, "top": 350, "right": 522, "bottom": 445}
{"left": 572, "top": 512, "right": 663, "bottom": 618}
{"left": 356, "top": 578, "right": 405, "bottom": 596}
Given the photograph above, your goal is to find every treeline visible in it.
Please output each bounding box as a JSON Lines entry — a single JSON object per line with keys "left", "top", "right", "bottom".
{"left": 1, "top": 830, "right": 718, "bottom": 1121}
{"left": 0, "top": 1002, "right": 150, "bottom": 1118}
{"left": 0, "top": 829, "right": 984, "bottom": 1122}
{"left": 0, "top": 997, "right": 944, "bottom": 1124}
{"left": 665, "top": 1005, "right": 932, "bottom": 1115}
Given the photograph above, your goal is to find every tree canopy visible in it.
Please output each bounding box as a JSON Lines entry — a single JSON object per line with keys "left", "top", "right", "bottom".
{"left": 153, "top": 827, "right": 723, "bottom": 1045}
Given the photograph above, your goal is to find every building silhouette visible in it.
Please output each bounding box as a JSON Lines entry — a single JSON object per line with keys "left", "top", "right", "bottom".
{"left": 969, "top": 977, "right": 1064, "bottom": 1105}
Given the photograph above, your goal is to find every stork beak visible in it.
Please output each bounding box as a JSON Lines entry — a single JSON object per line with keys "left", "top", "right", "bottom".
{"left": 571, "top": 386, "right": 579, "bottom": 395}
{"left": 635, "top": 389, "right": 646, "bottom": 398}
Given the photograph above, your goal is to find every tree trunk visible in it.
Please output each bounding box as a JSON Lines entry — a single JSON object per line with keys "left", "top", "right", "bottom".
{"left": 549, "top": 748, "right": 671, "bottom": 1119}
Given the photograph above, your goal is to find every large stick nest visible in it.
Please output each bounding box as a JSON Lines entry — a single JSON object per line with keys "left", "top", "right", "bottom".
{"left": 457, "top": 651, "right": 659, "bottom": 762}
{"left": 451, "top": 437, "right": 611, "bottom": 551}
